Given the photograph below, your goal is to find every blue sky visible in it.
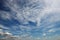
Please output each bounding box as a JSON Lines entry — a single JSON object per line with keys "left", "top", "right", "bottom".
{"left": 0, "top": 0, "right": 60, "bottom": 40}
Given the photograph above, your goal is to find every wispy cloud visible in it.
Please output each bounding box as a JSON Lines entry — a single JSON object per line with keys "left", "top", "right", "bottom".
{"left": 0, "top": 0, "right": 60, "bottom": 40}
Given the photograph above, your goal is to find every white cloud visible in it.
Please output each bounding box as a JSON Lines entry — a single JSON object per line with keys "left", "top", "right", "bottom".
{"left": 0, "top": 0, "right": 60, "bottom": 40}
{"left": 43, "top": 33, "right": 46, "bottom": 36}
{"left": 0, "top": 11, "right": 11, "bottom": 20}
{"left": 0, "top": 24, "right": 9, "bottom": 30}
{"left": 48, "top": 29, "right": 55, "bottom": 33}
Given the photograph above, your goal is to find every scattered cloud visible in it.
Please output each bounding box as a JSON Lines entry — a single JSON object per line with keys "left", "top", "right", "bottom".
{"left": 0, "top": 0, "right": 60, "bottom": 40}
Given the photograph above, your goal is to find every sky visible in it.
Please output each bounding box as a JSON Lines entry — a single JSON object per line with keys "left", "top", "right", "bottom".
{"left": 0, "top": 0, "right": 60, "bottom": 40}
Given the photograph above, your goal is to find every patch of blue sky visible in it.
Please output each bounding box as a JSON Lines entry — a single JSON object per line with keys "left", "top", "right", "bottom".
{"left": 0, "top": 18, "right": 20, "bottom": 27}
{"left": 0, "top": 0, "right": 11, "bottom": 11}
{"left": 54, "top": 21, "right": 60, "bottom": 28}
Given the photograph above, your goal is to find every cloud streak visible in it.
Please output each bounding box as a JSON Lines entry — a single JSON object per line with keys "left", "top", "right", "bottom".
{"left": 0, "top": 0, "right": 60, "bottom": 40}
